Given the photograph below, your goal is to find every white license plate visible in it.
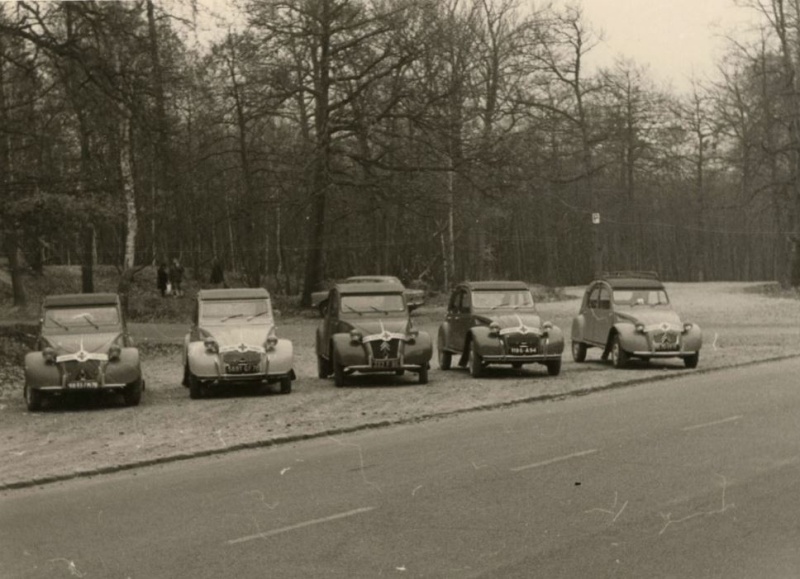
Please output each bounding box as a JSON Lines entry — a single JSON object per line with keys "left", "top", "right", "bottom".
{"left": 67, "top": 381, "right": 99, "bottom": 389}
{"left": 372, "top": 358, "right": 400, "bottom": 369}
{"left": 226, "top": 363, "right": 258, "bottom": 374}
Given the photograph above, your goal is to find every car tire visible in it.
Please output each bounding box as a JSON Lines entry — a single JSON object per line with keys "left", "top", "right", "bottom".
{"left": 317, "top": 355, "right": 331, "bottom": 378}
{"left": 684, "top": 352, "right": 700, "bottom": 369}
{"left": 24, "top": 385, "right": 42, "bottom": 412}
{"left": 546, "top": 359, "right": 562, "bottom": 376}
{"left": 188, "top": 372, "right": 203, "bottom": 399}
{"left": 611, "top": 335, "right": 629, "bottom": 369}
{"left": 333, "top": 352, "right": 346, "bottom": 388}
{"left": 438, "top": 347, "right": 452, "bottom": 370}
{"left": 418, "top": 364, "right": 429, "bottom": 385}
{"left": 395, "top": 369, "right": 405, "bottom": 376}
{"left": 469, "top": 341, "right": 483, "bottom": 378}
{"left": 512, "top": 362, "right": 523, "bottom": 369}
{"left": 279, "top": 376, "right": 292, "bottom": 394}
{"left": 122, "top": 378, "right": 143, "bottom": 407}
{"left": 572, "top": 341, "right": 587, "bottom": 362}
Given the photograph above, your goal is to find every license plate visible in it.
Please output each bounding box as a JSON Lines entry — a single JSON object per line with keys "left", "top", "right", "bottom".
{"left": 510, "top": 346, "right": 537, "bottom": 355}
{"left": 372, "top": 358, "right": 400, "bottom": 369}
{"left": 226, "top": 363, "right": 258, "bottom": 374}
{"left": 67, "top": 381, "right": 99, "bottom": 389}
{"left": 655, "top": 344, "right": 679, "bottom": 352}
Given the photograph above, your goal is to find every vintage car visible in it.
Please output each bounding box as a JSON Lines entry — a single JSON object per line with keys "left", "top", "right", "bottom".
{"left": 23, "top": 293, "right": 143, "bottom": 411}
{"left": 182, "top": 288, "right": 295, "bottom": 398}
{"left": 315, "top": 280, "right": 432, "bottom": 386}
{"left": 437, "top": 281, "right": 564, "bottom": 377}
{"left": 570, "top": 271, "right": 702, "bottom": 368}
{"left": 311, "top": 275, "right": 425, "bottom": 316}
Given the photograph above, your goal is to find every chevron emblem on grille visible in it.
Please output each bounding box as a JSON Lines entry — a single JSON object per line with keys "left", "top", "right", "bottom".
{"left": 380, "top": 341, "right": 391, "bottom": 356}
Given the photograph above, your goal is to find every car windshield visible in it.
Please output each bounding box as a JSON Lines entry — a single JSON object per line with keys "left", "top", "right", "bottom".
{"left": 44, "top": 306, "right": 120, "bottom": 331}
{"left": 341, "top": 293, "right": 406, "bottom": 314}
{"left": 200, "top": 299, "right": 273, "bottom": 323}
{"left": 471, "top": 290, "right": 535, "bottom": 310}
{"left": 613, "top": 289, "right": 670, "bottom": 307}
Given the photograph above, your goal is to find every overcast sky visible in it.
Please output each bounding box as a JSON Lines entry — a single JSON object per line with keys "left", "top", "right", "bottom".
{"left": 576, "top": 0, "right": 759, "bottom": 90}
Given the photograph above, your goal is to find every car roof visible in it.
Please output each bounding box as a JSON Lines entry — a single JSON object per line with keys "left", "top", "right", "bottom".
{"left": 336, "top": 281, "right": 405, "bottom": 295}
{"left": 345, "top": 275, "right": 404, "bottom": 286}
{"left": 43, "top": 293, "right": 120, "bottom": 307}
{"left": 460, "top": 281, "right": 530, "bottom": 291}
{"left": 596, "top": 272, "right": 664, "bottom": 290}
{"left": 198, "top": 288, "right": 271, "bottom": 300}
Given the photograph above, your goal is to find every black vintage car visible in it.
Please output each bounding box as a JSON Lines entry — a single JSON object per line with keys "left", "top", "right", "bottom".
{"left": 315, "top": 281, "right": 432, "bottom": 387}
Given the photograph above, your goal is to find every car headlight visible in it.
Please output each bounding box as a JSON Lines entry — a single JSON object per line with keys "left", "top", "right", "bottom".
{"left": 108, "top": 344, "right": 122, "bottom": 361}
{"left": 350, "top": 329, "right": 363, "bottom": 344}
{"left": 204, "top": 337, "right": 219, "bottom": 354}
{"left": 407, "top": 329, "right": 418, "bottom": 345}
{"left": 542, "top": 321, "right": 553, "bottom": 336}
{"left": 265, "top": 335, "right": 278, "bottom": 351}
{"left": 683, "top": 323, "right": 693, "bottom": 333}
{"left": 42, "top": 347, "right": 57, "bottom": 365}
{"left": 635, "top": 323, "right": 645, "bottom": 333}
{"left": 489, "top": 322, "right": 501, "bottom": 337}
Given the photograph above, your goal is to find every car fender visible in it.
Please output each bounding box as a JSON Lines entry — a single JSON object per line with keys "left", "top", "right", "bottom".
{"left": 267, "top": 338, "right": 294, "bottom": 375}
{"left": 438, "top": 323, "right": 454, "bottom": 353}
{"left": 104, "top": 348, "right": 142, "bottom": 385}
{"left": 24, "top": 352, "right": 60, "bottom": 389}
{"left": 611, "top": 323, "right": 648, "bottom": 352}
{"left": 682, "top": 324, "right": 703, "bottom": 351}
{"left": 331, "top": 333, "right": 366, "bottom": 367}
{"left": 404, "top": 331, "right": 433, "bottom": 365}
{"left": 571, "top": 315, "right": 587, "bottom": 343}
{"left": 542, "top": 326, "right": 566, "bottom": 355}
{"left": 187, "top": 340, "right": 219, "bottom": 378}
{"left": 469, "top": 326, "right": 504, "bottom": 357}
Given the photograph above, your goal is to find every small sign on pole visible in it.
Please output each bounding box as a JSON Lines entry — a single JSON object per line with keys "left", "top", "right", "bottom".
{"left": 592, "top": 213, "right": 601, "bottom": 225}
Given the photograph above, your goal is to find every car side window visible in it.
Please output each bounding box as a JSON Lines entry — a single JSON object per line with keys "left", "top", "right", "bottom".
{"left": 598, "top": 286, "right": 611, "bottom": 310}
{"left": 588, "top": 286, "right": 600, "bottom": 309}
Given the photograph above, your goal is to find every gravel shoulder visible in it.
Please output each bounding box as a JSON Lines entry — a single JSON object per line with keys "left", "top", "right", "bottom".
{"left": 1, "top": 282, "right": 798, "bottom": 489}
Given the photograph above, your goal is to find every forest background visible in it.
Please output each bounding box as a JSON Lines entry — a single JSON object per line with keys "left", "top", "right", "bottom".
{"left": 3, "top": 0, "right": 800, "bottom": 310}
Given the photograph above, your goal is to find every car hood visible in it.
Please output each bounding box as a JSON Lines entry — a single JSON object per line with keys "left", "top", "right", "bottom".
{"left": 43, "top": 332, "right": 121, "bottom": 355}
{"left": 202, "top": 325, "right": 275, "bottom": 349}
{"left": 616, "top": 308, "right": 682, "bottom": 329}
{"left": 344, "top": 318, "right": 411, "bottom": 338}
{"left": 484, "top": 313, "right": 544, "bottom": 332}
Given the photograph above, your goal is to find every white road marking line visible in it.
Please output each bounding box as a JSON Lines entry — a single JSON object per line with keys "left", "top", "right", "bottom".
{"left": 682, "top": 415, "right": 742, "bottom": 432}
{"left": 510, "top": 449, "right": 599, "bottom": 472}
{"left": 226, "top": 506, "right": 376, "bottom": 545}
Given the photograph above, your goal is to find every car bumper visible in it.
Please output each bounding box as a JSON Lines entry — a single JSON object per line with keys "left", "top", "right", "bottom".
{"left": 631, "top": 350, "right": 699, "bottom": 358}
{"left": 32, "top": 382, "right": 128, "bottom": 392}
{"left": 344, "top": 363, "right": 426, "bottom": 373}
{"left": 481, "top": 354, "right": 561, "bottom": 364}
{"left": 194, "top": 371, "right": 294, "bottom": 384}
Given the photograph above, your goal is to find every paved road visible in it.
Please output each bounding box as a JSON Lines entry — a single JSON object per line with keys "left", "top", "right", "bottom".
{"left": 3, "top": 358, "right": 800, "bottom": 578}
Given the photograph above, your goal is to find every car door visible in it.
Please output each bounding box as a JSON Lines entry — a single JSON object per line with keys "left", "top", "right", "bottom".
{"left": 448, "top": 288, "right": 471, "bottom": 353}
{"left": 591, "top": 284, "right": 614, "bottom": 345}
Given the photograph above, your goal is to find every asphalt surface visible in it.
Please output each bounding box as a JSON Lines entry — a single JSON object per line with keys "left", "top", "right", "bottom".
{"left": 3, "top": 357, "right": 800, "bottom": 578}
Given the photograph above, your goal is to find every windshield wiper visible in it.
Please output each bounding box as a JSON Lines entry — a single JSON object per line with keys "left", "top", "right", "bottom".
{"left": 246, "top": 311, "right": 270, "bottom": 321}
{"left": 50, "top": 318, "right": 69, "bottom": 331}
{"left": 369, "top": 306, "right": 389, "bottom": 315}
{"left": 220, "top": 314, "right": 245, "bottom": 322}
{"left": 79, "top": 313, "right": 99, "bottom": 329}
{"left": 343, "top": 305, "right": 363, "bottom": 316}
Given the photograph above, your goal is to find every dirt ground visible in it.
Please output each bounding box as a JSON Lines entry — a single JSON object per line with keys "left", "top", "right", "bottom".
{"left": 1, "top": 282, "right": 798, "bottom": 489}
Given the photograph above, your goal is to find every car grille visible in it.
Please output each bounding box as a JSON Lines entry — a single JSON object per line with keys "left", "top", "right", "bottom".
{"left": 63, "top": 360, "right": 101, "bottom": 382}
{"left": 504, "top": 334, "right": 540, "bottom": 355}
{"left": 367, "top": 338, "right": 401, "bottom": 360}
{"left": 222, "top": 350, "right": 261, "bottom": 365}
{"left": 651, "top": 330, "right": 680, "bottom": 351}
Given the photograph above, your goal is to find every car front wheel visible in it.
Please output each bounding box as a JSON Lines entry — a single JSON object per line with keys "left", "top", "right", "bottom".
{"left": 684, "top": 352, "right": 700, "bottom": 369}
{"left": 317, "top": 355, "right": 331, "bottom": 378}
{"left": 469, "top": 341, "right": 483, "bottom": 378}
{"left": 611, "top": 335, "right": 629, "bottom": 369}
{"left": 188, "top": 372, "right": 203, "bottom": 399}
{"left": 279, "top": 376, "right": 292, "bottom": 394}
{"left": 418, "top": 364, "right": 429, "bottom": 385}
{"left": 333, "top": 352, "right": 346, "bottom": 388}
{"left": 438, "top": 347, "right": 452, "bottom": 370}
{"left": 24, "top": 385, "right": 42, "bottom": 412}
{"left": 546, "top": 359, "right": 562, "bottom": 376}
{"left": 572, "top": 341, "right": 587, "bottom": 362}
{"left": 123, "top": 378, "right": 143, "bottom": 406}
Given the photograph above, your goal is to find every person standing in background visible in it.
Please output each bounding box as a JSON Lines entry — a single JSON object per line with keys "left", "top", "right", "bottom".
{"left": 157, "top": 263, "right": 168, "bottom": 297}
{"left": 169, "top": 258, "right": 185, "bottom": 297}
